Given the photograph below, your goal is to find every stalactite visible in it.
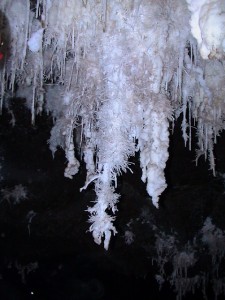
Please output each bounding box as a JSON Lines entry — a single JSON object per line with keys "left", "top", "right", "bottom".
{"left": 0, "top": 0, "right": 225, "bottom": 249}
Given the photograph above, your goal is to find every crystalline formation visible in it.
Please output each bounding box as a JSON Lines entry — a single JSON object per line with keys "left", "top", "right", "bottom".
{"left": 0, "top": 0, "right": 225, "bottom": 249}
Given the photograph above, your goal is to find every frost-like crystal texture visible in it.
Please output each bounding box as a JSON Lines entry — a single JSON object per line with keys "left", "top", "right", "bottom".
{"left": 28, "top": 29, "right": 44, "bottom": 53}
{"left": 1, "top": 0, "right": 225, "bottom": 249}
{"left": 186, "top": 0, "right": 225, "bottom": 59}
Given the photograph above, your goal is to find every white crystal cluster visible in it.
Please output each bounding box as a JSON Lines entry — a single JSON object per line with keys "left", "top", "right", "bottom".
{"left": 0, "top": 0, "right": 225, "bottom": 249}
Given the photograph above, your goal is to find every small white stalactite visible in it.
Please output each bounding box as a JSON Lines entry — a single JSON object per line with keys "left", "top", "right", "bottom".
{"left": 22, "top": 0, "right": 30, "bottom": 70}
{"left": 64, "top": 133, "right": 80, "bottom": 179}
